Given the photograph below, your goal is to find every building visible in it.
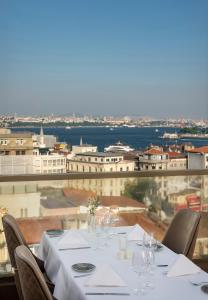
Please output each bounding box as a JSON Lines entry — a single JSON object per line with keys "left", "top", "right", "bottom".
{"left": 71, "top": 137, "right": 97, "bottom": 154}
{"left": 0, "top": 128, "right": 34, "bottom": 155}
{"left": 167, "top": 152, "right": 187, "bottom": 170}
{"left": 139, "top": 148, "right": 169, "bottom": 171}
{"left": 33, "top": 154, "right": 66, "bottom": 174}
{"left": 188, "top": 146, "right": 208, "bottom": 169}
{"left": 32, "top": 127, "right": 57, "bottom": 150}
{"left": 67, "top": 152, "right": 135, "bottom": 173}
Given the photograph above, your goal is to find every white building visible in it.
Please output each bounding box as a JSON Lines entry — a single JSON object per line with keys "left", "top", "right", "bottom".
{"left": 188, "top": 146, "right": 208, "bottom": 169}
{"left": 71, "top": 137, "right": 97, "bottom": 155}
{"left": 0, "top": 154, "right": 66, "bottom": 175}
{"left": 167, "top": 152, "right": 187, "bottom": 170}
{"left": 139, "top": 148, "right": 169, "bottom": 171}
{"left": 67, "top": 152, "right": 135, "bottom": 173}
{"left": 33, "top": 154, "right": 66, "bottom": 174}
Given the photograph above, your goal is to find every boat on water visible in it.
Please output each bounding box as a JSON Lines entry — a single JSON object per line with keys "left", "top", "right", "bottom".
{"left": 161, "top": 132, "right": 179, "bottom": 139}
{"left": 104, "top": 141, "right": 135, "bottom": 152}
{"left": 161, "top": 132, "right": 208, "bottom": 140}
{"left": 65, "top": 126, "right": 71, "bottom": 130}
{"left": 180, "top": 133, "right": 208, "bottom": 139}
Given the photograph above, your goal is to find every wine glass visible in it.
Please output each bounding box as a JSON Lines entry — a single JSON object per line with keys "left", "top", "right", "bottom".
{"left": 132, "top": 250, "right": 147, "bottom": 295}
{"left": 143, "top": 249, "right": 155, "bottom": 289}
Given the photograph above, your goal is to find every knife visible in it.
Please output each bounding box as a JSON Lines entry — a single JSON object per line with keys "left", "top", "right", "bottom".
{"left": 74, "top": 274, "right": 92, "bottom": 278}
{"left": 59, "top": 246, "right": 91, "bottom": 250}
{"left": 85, "top": 292, "right": 130, "bottom": 296}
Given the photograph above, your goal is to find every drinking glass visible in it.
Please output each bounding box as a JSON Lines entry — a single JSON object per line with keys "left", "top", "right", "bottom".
{"left": 131, "top": 250, "right": 147, "bottom": 295}
{"left": 143, "top": 232, "right": 155, "bottom": 249}
{"left": 143, "top": 249, "right": 155, "bottom": 289}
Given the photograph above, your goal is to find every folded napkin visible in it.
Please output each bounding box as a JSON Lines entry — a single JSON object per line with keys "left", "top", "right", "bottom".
{"left": 85, "top": 264, "right": 127, "bottom": 287}
{"left": 57, "top": 231, "right": 89, "bottom": 250}
{"left": 127, "top": 224, "right": 144, "bottom": 241}
{"left": 167, "top": 254, "right": 201, "bottom": 277}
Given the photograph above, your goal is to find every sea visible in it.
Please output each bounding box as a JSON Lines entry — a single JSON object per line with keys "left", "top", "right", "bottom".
{"left": 12, "top": 126, "right": 208, "bottom": 152}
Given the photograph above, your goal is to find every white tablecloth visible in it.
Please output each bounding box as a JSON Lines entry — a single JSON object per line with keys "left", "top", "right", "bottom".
{"left": 38, "top": 226, "right": 208, "bottom": 300}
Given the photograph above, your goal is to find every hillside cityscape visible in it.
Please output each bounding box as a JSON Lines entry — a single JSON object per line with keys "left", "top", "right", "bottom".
{"left": 1, "top": 114, "right": 208, "bottom": 128}
{"left": 0, "top": 114, "right": 207, "bottom": 176}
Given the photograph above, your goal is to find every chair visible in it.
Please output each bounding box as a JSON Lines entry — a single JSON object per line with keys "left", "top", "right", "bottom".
{"left": 15, "top": 245, "right": 54, "bottom": 300}
{"left": 2, "top": 214, "right": 54, "bottom": 300}
{"left": 162, "top": 209, "right": 200, "bottom": 257}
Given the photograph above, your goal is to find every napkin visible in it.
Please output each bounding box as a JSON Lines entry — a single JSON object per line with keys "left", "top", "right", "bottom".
{"left": 57, "top": 231, "right": 89, "bottom": 250}
{"left": 167, "top": 254, "right": 201, "bottom": 277}
{"left": 85, "top": 264, "right": 127, "bottom": 287}
{"left": 127, "top": 224, "right": 144, "bottom": 241}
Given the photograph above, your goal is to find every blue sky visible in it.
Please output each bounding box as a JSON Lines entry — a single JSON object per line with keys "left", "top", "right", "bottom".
{"left": 0, "top": 0, "right": 208, "bottom": 118}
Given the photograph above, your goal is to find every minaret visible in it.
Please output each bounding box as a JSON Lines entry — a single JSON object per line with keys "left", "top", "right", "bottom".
{"left": 80, "top": 136, "right": 83, "bottom": 146}
{"left": 39, "top": 126, "right": 45, "bottom": 148}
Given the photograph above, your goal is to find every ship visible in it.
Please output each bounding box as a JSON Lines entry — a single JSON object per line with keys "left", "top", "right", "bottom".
{"left": 161, "top": 132, "right": 179, "bottom": 139}
{"left": 104, "top": 141, "right": 135, "bottom": 152}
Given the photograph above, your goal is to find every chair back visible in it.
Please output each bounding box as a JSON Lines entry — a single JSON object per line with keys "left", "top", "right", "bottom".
{"left": 15, "top": 245, "right": 53, "bottom": 300}
{"left": 2, "top": 214, "right": 27, "bottom": 268}
{"left": 2, "top": 214, "right": 29, "bottom": 300}
{"left": 162, "top": 209, "right": 200, "bottom": 256}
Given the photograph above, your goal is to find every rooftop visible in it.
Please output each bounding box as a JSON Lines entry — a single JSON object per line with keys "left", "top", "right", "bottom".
{"left": 76, "top": 152, "right": 123, "bottom": 157}
{"left": 188, "top": 146, "right": 208, "bottom": 154}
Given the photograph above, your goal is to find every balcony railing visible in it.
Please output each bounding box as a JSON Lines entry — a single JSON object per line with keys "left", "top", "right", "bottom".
{"left": 0, "top": 171, "right": 208, "bottom": 277}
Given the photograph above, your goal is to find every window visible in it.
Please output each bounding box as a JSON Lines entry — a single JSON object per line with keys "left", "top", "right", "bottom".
{"left": 0, "top": 139, "right": 8, "bottom": 145}
{"left": 16, "top": 150, "right": 25, "bottom": 155}
{"left": 16, "top": 139, "right": 24, "bottom": 145}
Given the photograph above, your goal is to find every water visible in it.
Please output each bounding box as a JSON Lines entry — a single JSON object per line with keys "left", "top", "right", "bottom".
{"left": 12, "top": 126, "right": 208, "bottom": 151}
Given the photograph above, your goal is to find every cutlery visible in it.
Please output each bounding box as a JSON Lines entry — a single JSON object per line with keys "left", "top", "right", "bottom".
{"left": 157, "top": 264, "right": 168, "bottom": 267}
{"left": 85, "top": 292, "right": 130, "bottom": 296}
{"left": 59, "top": 246, "right": 91, "bottom": 251}
{"left": 117, "top": 232, "right": 127, "bottom": 235}
{"left": 189, "top": 280, "right": 208, "bottom": 286}
{"left": 73, "top": 274, "right": 92, "bottom": 278}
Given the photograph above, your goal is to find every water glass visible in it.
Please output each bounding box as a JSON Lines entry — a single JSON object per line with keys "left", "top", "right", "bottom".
{"left": 118, "top": 233, "right": 127, "bottom": 251}
{"left": 132, "top": 250, "right": 147, "bottom": 295}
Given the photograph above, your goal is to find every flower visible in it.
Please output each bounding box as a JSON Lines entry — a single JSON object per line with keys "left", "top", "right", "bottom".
{"left": 88, "top": 196, "right": 100, "bottom": 216}
{"left": 0, "top": 207, "right": 7, "bottom": 216}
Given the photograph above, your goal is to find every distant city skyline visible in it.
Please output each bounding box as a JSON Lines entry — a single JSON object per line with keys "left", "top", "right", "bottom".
{"left": 0, "top": 0, "right": 208, "bottom": 118}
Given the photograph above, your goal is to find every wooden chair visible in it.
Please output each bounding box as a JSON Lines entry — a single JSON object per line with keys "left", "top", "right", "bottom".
{"left": 15, "top": 245, "right": 55, "bottom": 300}
{"left": 2, "top": 214, "right": 54, "bottom": 300}
{"left": 162, "top": 209, "right": 200, "bottom": 258}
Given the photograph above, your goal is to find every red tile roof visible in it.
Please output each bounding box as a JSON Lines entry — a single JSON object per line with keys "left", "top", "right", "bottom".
{"left": 100, "top": 196, "right": 145, "bottom": 208}
{"left": 188, "top": 146, "right": 208, "bottom": 154}
{"left": 144, "top": 148, "right": 166, "bottom": 155}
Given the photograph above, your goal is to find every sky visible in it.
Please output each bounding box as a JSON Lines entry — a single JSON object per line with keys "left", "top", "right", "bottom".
{"left": 0, "top": 0, "right": 208, "bottom": 119}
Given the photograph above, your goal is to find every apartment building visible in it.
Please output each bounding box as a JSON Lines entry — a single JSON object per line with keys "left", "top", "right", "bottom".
{"left": 0, "top": 128, "right": 33, "bottom": 155}
{"left": 188, "top": 146, "right": 208, "bottom": 169}
{"left": 67, "top": 152, "right": 135, "bottom": 173}
{"left": 139, "top": 148, "right": 169, "bottom": 171}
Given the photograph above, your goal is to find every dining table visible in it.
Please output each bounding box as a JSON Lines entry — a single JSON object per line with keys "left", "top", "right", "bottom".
{"left": 38, "top": 225, "right": 208, "bottom": 300}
